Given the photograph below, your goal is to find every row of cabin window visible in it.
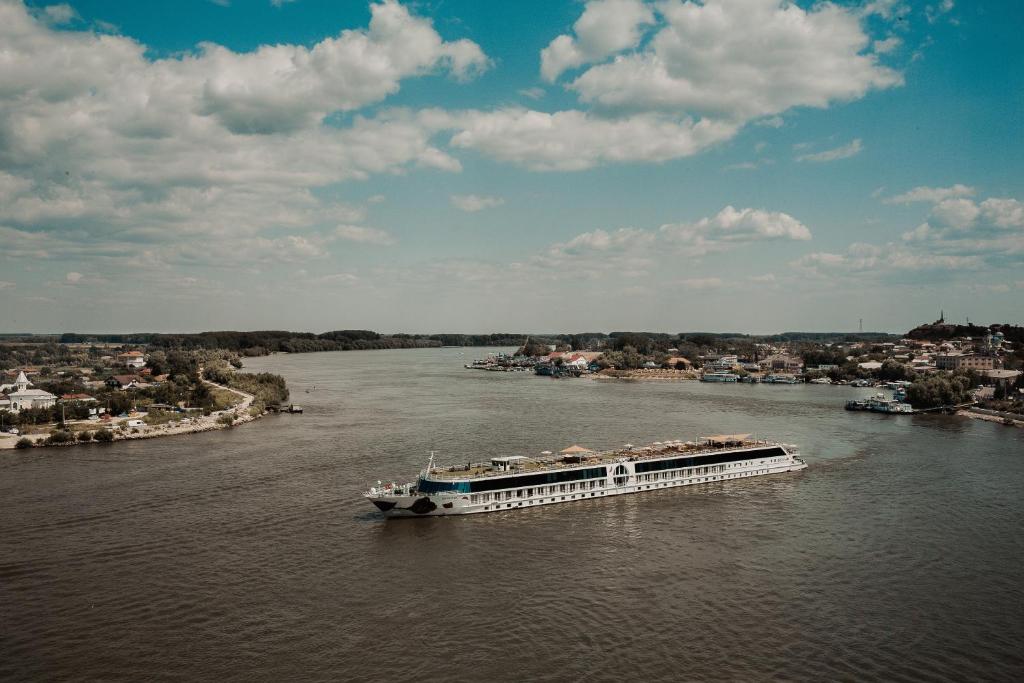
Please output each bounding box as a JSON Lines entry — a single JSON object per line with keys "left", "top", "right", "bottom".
{"left": 636, "top": 458, "right": 783, "bottom": 483}
{"left": 467, "top": 457, "right": 787, "bottom": 504}
{"left": 470, "top": 479, "right": 607, "bottom": 504}
{"left": 473, "top": 459, "right": 786, "bottom": 499}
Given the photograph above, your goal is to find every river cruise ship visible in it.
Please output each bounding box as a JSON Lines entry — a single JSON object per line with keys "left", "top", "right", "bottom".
{"left": 365, "top": 435, "right": 806, "bottom": 517}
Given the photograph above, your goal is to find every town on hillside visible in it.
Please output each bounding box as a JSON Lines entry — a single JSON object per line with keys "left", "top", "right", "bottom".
{"left": 466, "top": 320, "right": 1024, "bottom": 418}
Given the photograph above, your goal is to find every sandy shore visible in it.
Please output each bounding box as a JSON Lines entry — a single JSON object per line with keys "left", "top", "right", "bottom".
{"left": 0, "top": 380, "right": 262, "bottom": 449}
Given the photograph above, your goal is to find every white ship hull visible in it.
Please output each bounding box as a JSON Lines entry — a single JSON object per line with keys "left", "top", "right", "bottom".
{"left": 366, "top": 444, "right": 806, "bottom": 518}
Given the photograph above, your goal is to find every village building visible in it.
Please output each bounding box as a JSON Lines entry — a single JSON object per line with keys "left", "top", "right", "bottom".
{"left": 106, "top": 374, "right": 141, "bottom": 389}
{"left": 935, "top": 353, "right": 997, "bottom": 371}
{"left": 1, "top": 371, "right": 58, "bottom": 413}
{"left": 117, "top": 351, "right": 147, "bottom": 369}
{"left": 760, "top": 354, "right": 803, "bottom": 372}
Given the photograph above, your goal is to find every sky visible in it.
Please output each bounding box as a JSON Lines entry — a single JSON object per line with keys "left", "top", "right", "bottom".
{"left": 0, "top": 0, "right": 1021, "bottom": 334}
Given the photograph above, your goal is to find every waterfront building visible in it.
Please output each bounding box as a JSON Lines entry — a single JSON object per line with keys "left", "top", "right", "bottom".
{"left": 935, "top": 353, "right": 997, "bottom": 371}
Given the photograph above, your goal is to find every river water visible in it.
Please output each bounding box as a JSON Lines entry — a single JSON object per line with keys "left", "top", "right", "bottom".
{"left": 2, "top": 348, "right": 1023, "bottom": 681}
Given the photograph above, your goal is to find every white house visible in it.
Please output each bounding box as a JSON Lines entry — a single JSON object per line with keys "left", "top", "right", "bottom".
{"left": 117, "top": 351, "right": 147, "bottom": 369}
{"left": 2, "top": 371, "right": 58, "bottom": 413}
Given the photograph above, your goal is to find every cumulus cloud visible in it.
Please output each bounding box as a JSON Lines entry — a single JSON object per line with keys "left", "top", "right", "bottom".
{"left": 563, "top": 0, "right": 901, "bottom": 121}
{"left": 449, "top": 109, "right": 737, "bottom": 171}
{"left": 677, "top": 277, "right": 724, "bottom": 291}
{"left": 660, "top": 206, "right": 811, "bottom": 254}
{"left": 65, "top": 271, "right": 83, "bottom": 284}
{"left": 910, "top": 197, "right": 1024, "bottom": 236}
{"left": 39, "top": 3, "right": 78, "bottom": 24}
{"left": 0, "top": 1, "right": 480, "bottom": 272}
{"left": 791, "top": 242, "right": 982, "bottom": 279}
{"left": 334, "top": 225, "right": 397, "bottom": 246}
{"left": 802, "top": 191, "right": 1024, "bottom": 283}
{"left": 540, "top": 0, "right": 655, "bottom": 82}
{"left": 884, "top": 184, "right": 975, "bottom": 204}
{"left": 533, "top": 206, "right": 809, "bottom": 279}
{"left": 451, "top": 194, "right": 505, "bottom": 212}
{"left": 195, "top": 0, "right": 488, "bottom": 134}
{"left": 796, "top": 139, "right": 864, "bottom": 163}
{"left": 319, "top": 272, "right": 360, "bottom": 284}
{"left": 551, "top": 227, "right": 655, "bottom": 256}
{"left": 873, "top": 36, "right": 902, "bottom": 54}
{"left": 0, "top": 280, "right": 16, "bottom": 289}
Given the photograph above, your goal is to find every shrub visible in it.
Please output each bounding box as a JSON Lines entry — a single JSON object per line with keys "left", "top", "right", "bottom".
{"left": 94, "top": 428, "right": 114, "bottom": 442}
{"left": 217, "top": 414, "right": 235, "bottom": 427}
{"left": 15, "top": 437, "right": 33, "bottom": 449}
{"left": 46, "top": 430, "right": 74, "bottom": 445}
{"left": 77, "top": 431, "right": 94, "bottom": 442}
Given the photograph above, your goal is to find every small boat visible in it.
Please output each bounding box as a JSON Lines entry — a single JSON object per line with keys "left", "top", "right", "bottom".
{"left": 286, "top": 404, "right": 303, "bottom": 414}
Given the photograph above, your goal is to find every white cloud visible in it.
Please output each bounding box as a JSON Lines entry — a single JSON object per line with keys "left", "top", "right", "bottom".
{"left": 40, "top": 3, "right": 78, "bottom": 24}
{"left": 65, "top": 271, "right": 83, "bottom": 283}
{"left": 979, "top": 198, "right": 1024, "bottom": 229}
{"left": 0, "top": 280, "right": 15, "bottom": 289}
{"left": 565, "top": 0, "right": 901, "bottom": 121}
{"left": 861, "top": 1, "right": 903, "bottom": 19}
{"left": 873, "top": 36, "right": 902, "bottom": 54}
{"left": 791, "top": 243, "right": 982, "bottom": 278}
{"left": 367, "top": 194, "right": 386, "bottom": 204}
{"left": 540, "top": 0, "right": 655, "bottom": 82}
{"left": 796, "top": 139, "right": 863, "bottom": 163}
{"left": 449, "top": 109, "right": 737, "bottom": 171}
{"left": 884, "top": 184, "right": 975, "bottom": 204}
{"left": 518, "top": 87, "right": 545, "bottom": 100}
{"left": 661, "top": 206, "right": 812, "bottom": 252}
{"left": 0, "top": 2, "right": 478, "bottom": 271}
{"left": 451, "top": 194, "right": 505, "bottom": 212}
{"left": 902, "top": 196, "right": 1024, "bottom": 244}
{"left": 930, "top": 198, "right": 981, "bottom": 229}
{"left": 194, "top": 1, "right": 488, "bottom": 134}
{"left": 813, "top": 193, "right": 1024, "bottom": 283}
{"left": 926, "top": 0, "right": 955, "bottom": 24}
{"left": 677, "top": 277, "right": 723, "bottom": 291}
{"left": 552, "top": 227, "right": 655, "bottom": 255}
{"left": 319, "top": 272, "right": 359, "bottom": 284}
{"left": 334, "top": 225, "right": 396, "bottom": 246}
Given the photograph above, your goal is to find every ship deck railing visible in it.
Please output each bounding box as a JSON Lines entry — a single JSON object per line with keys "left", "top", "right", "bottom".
{"left": 427, "top": 440, "right": 781, "bottom": 481}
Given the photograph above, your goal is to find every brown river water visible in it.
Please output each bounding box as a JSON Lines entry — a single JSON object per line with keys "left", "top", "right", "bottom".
{"left": 2, "top": 347, "right": 1023, "bottom": 681}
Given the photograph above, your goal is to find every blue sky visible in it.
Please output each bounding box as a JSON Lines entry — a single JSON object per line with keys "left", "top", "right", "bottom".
{"left": 1, "top": 0, "right": 1021, "bottom": 333}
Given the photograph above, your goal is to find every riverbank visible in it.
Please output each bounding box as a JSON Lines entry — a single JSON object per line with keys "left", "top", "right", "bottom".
{"left": 0, "top": 380, "right": 264, "bottom": 450}
{"left": 589, "top": 369, "right": 699, "bottom": 381}
{"left": 958, "top": 407, "right": 1024, "bottom": 428}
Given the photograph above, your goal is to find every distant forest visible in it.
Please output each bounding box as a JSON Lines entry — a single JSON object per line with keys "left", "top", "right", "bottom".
{"left": 55, "top": 330, "right": 531, "bottom": 355}
{"left": 44, "top": 329, "right": 903, "bottom": 356}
